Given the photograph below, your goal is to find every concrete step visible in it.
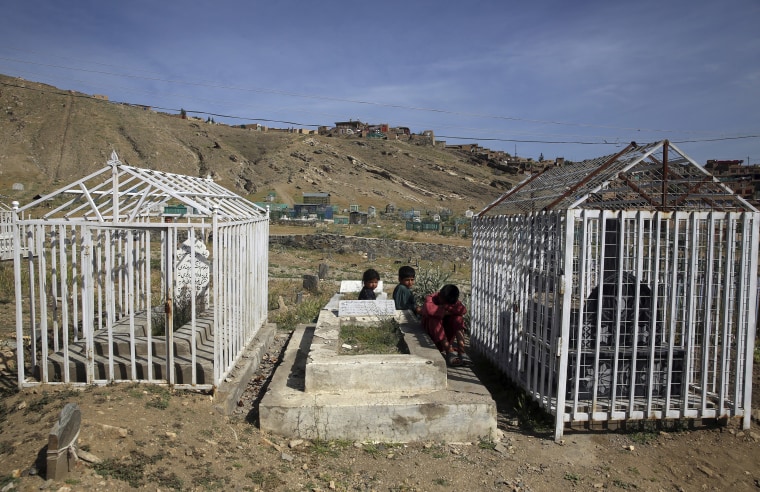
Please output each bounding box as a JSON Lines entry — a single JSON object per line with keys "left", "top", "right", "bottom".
{"left": 45, "top": 312, "right": 215, "bottom": 384}
{"left": 45, "top": 349, "right": 213, "bottom": 384}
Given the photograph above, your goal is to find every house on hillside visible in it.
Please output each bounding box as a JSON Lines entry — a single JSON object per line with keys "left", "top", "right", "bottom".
{"left": 705, "top": 159, "right": 760, "bottom": 204}
{"left": 303, "top": 192, "right": 331, "bottom": 205}
{"left": 470, "top": 140, "right": 760, "bottom": 441}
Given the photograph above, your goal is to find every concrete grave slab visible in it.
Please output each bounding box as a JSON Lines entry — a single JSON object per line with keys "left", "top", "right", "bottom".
{"left": 260, "top": 299, "right": 497, "bottom": 442}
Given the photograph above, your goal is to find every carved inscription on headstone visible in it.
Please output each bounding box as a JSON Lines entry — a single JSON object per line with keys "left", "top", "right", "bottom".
{"left": 338, "top": 300, "right": 396, "bottom": 317}
{"left": 175, "top": 238, "right": 211, "bottom": 308}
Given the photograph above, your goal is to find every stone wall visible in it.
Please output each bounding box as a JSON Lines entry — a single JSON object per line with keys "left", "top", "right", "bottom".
{"left": 270, "top": 234, "right": 471, "bottom": 263}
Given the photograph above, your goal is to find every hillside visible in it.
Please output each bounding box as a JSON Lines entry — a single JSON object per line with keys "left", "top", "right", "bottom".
{"left": 0, "top": 74, "right": 519, "bottom": 214}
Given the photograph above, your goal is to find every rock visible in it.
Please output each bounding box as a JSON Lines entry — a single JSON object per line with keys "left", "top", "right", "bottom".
{"left": 165, "top": 431, "right": 177, "bottom": 440}
{"left": 281, "top": 452, "right": 294, "bottom": 462}
{"left": 289, "top": 439, "right": 304, "bottom": 448}
{"left": 16, "top": 401, "right": 26, "bottom": 411}
{"left": 75, "top": 449, "right": 102, "bottom": 464}
{"left": 493, "top": 443, "right": 509, "bottom": 454}
{"left": 698, "top": 465, "right": 714, "bottom": 477}
{"left": 277, "top": 295, "right": 288, "bottom": 311}
{"left": 99, "top": 424, "right": 128, "bottom": 438}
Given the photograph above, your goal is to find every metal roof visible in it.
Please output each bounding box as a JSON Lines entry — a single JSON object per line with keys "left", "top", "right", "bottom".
{"left": 16, "top": 151, "right": 267, "bottom": 222}
{"left": 479, "top": 141, "right": 758, "bottom": 216}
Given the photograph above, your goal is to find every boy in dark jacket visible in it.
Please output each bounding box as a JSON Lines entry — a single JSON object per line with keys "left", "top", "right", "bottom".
{"left": 392, "top": 265, "right": 421, "bottom": 315}
{"left": 358, "top": 268, "right": 380, "bottom": 300}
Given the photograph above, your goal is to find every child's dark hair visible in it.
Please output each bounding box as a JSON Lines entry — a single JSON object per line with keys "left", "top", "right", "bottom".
{"left": 362, "top": 268, "right": 380, "bottom": 283}
{"left": 398, "top": 265, "right": 416, "bottom": 281}
{"left": 439, "top": 284, "right": 459, "bottom": 304}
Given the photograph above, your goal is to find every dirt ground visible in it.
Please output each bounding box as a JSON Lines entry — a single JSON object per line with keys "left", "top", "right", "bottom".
{"left": 1, "top": 241, "right": 760, "bottom": 491}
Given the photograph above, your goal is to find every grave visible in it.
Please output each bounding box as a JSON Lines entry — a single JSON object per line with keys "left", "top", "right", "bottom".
{"left": 259, "top": 296, "right": 497, "bottom": 442}
{"left": 47, "top": 403, "right": 81, "bottom": 481}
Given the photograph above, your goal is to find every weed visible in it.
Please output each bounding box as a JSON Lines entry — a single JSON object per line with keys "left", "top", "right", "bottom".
{"left": 477, "top": 438, "right": 496, "bottom": 450}
{"left": 363, "top": 443, "right": 381, "bottom": 457}
{"left": 433, "top": 477, "right": 450, "bottom": 486}
{"left": 94, "top": 450, "right": 164, "bottom": 488}
{"left": 64, "top": 479, "right": 81, "bottom": 485}
{"left": 564, "top": 472, "right": 581, "bottom": 484}
{"left": 151, "top": 287, "right": 205, "bottom": 336}
{"left": 247, "top": 469, "right": 284, "bottom": 489}
{"left": 24, "top": 389, "right": 78, "bottom": 415}
{"left": 514, "top": 393, "right": 553, "bottom": 432}
{"left": 339, "top": 319, "right": 403, "bottom": 355}
{"left": 191, "top": 469, "right": 225, "bottom": 489}
{"left": 267, "top": 278, "right": 332, "bottom": 330}
{"left": 611, "top": 478, "right": 639, "bottom": 489}
{"left": 148, "top": 469, "right": 183, "bottom": 490}
{"left": 145, "top": 386, "right": 171, "bottom": 410}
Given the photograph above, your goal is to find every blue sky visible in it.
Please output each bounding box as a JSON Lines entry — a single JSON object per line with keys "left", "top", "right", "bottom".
{"left": 1, "top": 0, "right": 758, "bottom": 165}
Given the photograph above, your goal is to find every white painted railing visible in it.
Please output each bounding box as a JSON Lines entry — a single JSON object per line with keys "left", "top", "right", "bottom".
{"left": 470, "top": 210, "right": 759, "bottom": 441}
{"left": 12, "top": 216, "right": 269, "bottom": 390}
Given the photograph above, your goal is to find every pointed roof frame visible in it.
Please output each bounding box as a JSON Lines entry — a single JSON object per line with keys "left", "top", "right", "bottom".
{"left": 478, "top": 140, "right": 758, "bottom": 216}
{"left": 16, "top": 151, "right": 267, "bottom": 222}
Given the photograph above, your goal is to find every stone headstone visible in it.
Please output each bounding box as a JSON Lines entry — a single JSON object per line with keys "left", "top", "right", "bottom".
{"left": 318, "top": 263, "right": 329, "bottom": 279}
{"left": 47, "top": 403, "right": 81, "bottom": 480}
{"left": 339, "top": 280, "right": 384, "bottom": 294}
{"left": 175, "top": 238, "right": 211, "bottom": 308}
{"left": 303, "top": 274, "right": 319, "bottom": 292}
{"left": 338, "top": 300, "right": 396, "bottom": 317}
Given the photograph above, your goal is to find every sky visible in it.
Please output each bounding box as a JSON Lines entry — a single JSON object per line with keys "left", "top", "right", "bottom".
{"left": 0, "top": 0, "right": 759, "bottom": 165}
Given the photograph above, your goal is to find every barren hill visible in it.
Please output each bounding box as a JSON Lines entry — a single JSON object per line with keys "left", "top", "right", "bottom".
{"left": 0, "top": 74, "right": 519, "bottom": 213}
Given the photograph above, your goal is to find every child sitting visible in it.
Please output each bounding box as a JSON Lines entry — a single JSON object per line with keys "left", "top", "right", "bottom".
{"left": 392, "top": 266, "right": 421, "bottom": 315}
{"left": 358, "top": 268, "right": 380, "bottom": 300}
{"left": 421, "top": 284, "right": 468, "bottom": 366}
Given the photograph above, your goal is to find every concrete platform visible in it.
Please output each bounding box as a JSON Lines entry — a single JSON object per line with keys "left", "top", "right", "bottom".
{"left": 259, "top": 301, "right": 497, "bottom": 442}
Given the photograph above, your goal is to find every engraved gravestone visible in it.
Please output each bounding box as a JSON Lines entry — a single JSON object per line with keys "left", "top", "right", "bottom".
{"left": 175, "top": 238, "right": 211, "bottom": 308}
{"left": 47, "top": 403, "right": 81, "bottom": 480}
{"left": 338, "top": 300, "right": 396, "bottom": 317}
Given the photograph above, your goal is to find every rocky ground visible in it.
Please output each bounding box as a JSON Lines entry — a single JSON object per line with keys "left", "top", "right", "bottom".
{"left": 2, "top": 327, "right": 760, "bottom": 491}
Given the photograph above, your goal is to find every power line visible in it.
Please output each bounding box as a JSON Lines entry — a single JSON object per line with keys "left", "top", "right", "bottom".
{"left": 2, "top": 78, "right": 759, "bottom": 147}
{"left": 1, "top": 54, "right": 754, "bottom": 137}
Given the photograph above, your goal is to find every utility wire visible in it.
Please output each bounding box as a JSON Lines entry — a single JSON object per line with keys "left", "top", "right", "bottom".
{"left": 1, "top": 55, "right": 753, "bottom": 137}
{"left": 2, "top": 78, "right": 759, "bottom": 147}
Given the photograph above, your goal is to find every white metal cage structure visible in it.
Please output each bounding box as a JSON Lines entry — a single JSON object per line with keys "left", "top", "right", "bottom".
{"left": 470, "top": 141, "right": 759, "bottom": 441}
{"left": 1, "top": 202, "right": 13, "bottom": 261}
{"left": 12, "top": 152, "right": 269, "bottom": 391}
